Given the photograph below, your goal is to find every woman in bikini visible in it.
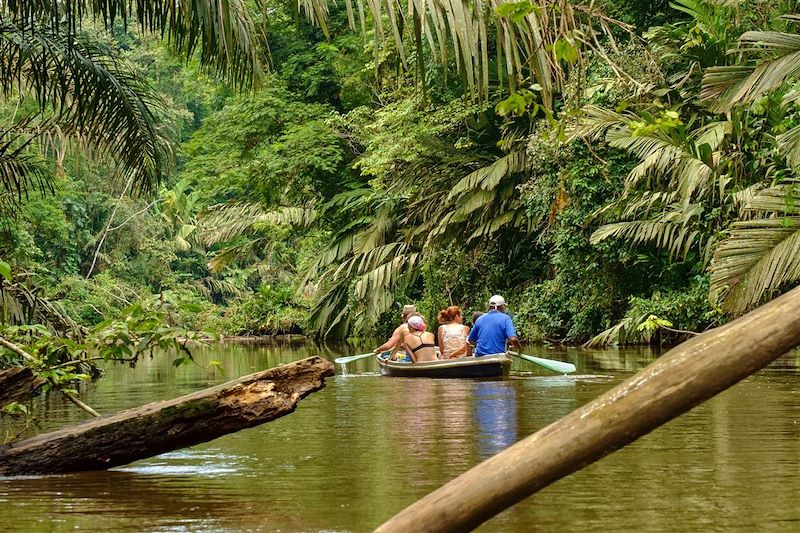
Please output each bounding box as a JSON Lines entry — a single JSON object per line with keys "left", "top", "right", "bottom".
{"left": 401, "top": 315, "right": 438, "bottom": 362}
{"left": 437, "top": 306, "right": 471, "bottom": 359}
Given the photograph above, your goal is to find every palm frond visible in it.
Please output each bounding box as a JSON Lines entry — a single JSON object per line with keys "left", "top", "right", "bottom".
{"left": 302, "top": 232, "right": 357, "bottom": 283}
{"left": 741, "top": 184, "right": 800, "bottom": 213}
{"left": 307, "top": 239, "right": 419, "bottom": 336}
{"left": 201, "top": 202, "right": 317, "bottom": 245}
{"left": 307, "top": 283, "right": 351, "bottom": 337}
{"left": 448, "top": 150, "right": 526, "bottom": 198}
{"left": 777, "top": 124, "right": 800, "bottom": 169}
{"left": 710, "top": 216, "right": 800, "bottom": 315}
{"left": 353, "top": 251, "right": 420, "bottom": 323}
{"left": 199, "top": 277, "right": 246, "bottom": 299}
{"left": 584, "top": 312, "right": 654, "bottom": 347}
{"left": 702, "top": 28, "right": 800, "bottom": 112}
{"left": 352, "top": 203, "right": 397, "bottom": 254}
{"left": 1, "top": 274, "right": 83, "bottom": 337}
{"left": 0, "top": 119, "right": 50, "bottom": 211}
{"left": 0, "top": 20, "right": 172, "bottom": 196}
{"left": 207, "top": 238, "right": 269, "bottom": 272}
{"left": 2, "top": 0, "right": 261, "bottom": 87}
{"left": 571, "top": 105, "right": 631, "bottom": 142}
{"left": 590, "top": 206, "right": 706, "bottom": 261}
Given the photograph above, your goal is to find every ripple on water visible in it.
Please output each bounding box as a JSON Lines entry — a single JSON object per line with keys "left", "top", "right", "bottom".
{"left": 113, "top": 449, "right": 247, "bottom": 477}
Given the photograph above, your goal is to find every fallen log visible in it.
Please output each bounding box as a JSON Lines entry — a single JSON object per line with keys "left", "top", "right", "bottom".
{"left": 376, "top": 285, "right": 800, "bottom": 532}
{"left": 0, "top": 367, "right": 45, "bottom": 409}
{"left": 0, "top": 356, "right": 334, "bottom": 475}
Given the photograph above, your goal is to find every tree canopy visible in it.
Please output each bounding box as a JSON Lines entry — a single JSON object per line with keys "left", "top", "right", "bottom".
{"left": 2, "top": 0, "right": 800, "bottom": 372}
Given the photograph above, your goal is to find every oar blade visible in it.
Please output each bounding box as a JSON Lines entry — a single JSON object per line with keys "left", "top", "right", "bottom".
{"left": 527, "top": 355, "right": 576, "bottom": 374}
{"left": 334, "top": 352, "right": 374, "bottom": 364}
{"left": 512, "top": 352, "right": 576, "bottom": 374}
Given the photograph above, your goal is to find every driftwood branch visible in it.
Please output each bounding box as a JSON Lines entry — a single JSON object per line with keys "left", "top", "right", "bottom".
{"left": 0, "top": 368, "right": 45, "bottom": 409}
{"left": 0, "top": 356, "right": 334, "bottom": 475}
{"left": 377, "top": 285, "right": 800, "bottom": 532}
{"left": 0, "top": 335, "right": 101, "bottom": 417}
{"left": 0, "top": 336, "right": 39, "bottom": 363}
{"left": 63, "top": 392, "right": 101, "bottom": 417}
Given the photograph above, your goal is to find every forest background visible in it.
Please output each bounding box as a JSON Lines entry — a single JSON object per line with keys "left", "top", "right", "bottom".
{"left": 2, "top": 0, "right": 800, "bottom": 377}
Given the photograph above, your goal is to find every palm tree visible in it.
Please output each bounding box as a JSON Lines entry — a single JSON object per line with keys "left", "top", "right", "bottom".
{"left": 574, "top": 5, "right": 800, "bottom": 324}
{"left": 702, "top": 15, "right": 800, "bottom": 165}
{"left": 0, "top": 0, "right": 260, "bottom": 212}
{"left": 701, "top": 15, "right": 800, "bottom": 314}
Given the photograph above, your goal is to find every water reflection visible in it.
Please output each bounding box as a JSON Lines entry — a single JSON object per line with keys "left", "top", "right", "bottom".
{"left": 440, "top": 381, "right": 473, "bottom": 464}
{"left": 475, "top": 381, "right": 517, "bottom": 459}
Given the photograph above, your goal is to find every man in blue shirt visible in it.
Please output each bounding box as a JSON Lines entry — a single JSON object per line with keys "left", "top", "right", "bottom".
{"left": 468, "top": 295, "right": 521, "bottom": 356}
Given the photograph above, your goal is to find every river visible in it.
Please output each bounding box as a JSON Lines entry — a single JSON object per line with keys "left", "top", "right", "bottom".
{"left": 1, "top": 340, "right": 799, "bottom": 532}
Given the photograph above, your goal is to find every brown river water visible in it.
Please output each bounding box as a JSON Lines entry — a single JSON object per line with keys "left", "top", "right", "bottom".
{"left": 1, "top": 340, "right": 799, "bottom": 532}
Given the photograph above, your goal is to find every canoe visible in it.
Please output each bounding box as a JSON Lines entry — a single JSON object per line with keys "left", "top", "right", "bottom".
{"left": 376, "top": 353, "right": 511, "bottom": 378}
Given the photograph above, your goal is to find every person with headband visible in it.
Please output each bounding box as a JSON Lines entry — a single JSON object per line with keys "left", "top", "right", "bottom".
{"left": 374, "top": 304, "right": 417, "bottom": 356}
{"left": 399, "top": 315, "right": 438, "bottom": 362}
{"left": 467, "top": 295, "right": 521, "bottom": 357}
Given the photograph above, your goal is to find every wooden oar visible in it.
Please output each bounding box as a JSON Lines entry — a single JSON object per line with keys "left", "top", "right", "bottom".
{"left": 509, "top": 351, "right": 576, "bottom": 374}
{"left": 334, "top": 352, "right": 375, "bottom": 364}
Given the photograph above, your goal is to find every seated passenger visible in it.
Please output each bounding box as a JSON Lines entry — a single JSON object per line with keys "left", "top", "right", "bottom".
{"left": 437, "top": 306, "right": 471, "bottom": 359}
{"left": 467, "top": 295, "right": 521, "bottom": 357}
{"left": 402, "top": 315, "right": 438, "bottom": 362}
{"left": 374, "top": 304, "right": 417, "bottom": 357}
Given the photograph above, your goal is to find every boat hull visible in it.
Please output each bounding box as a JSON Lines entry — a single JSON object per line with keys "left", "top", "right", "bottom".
{"left": 376, "top": 353, "right": 511, "bottom": 378}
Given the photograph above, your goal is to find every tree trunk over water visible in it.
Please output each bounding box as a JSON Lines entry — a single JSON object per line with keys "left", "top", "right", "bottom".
{"left": 0, "top": 367, "right": 45, "bottom": 409}
{"left": 376, "top": 286, "right": 800, "bottom": 532}
{"left": 0, "top": 356, "right": 334, "bottom": 475}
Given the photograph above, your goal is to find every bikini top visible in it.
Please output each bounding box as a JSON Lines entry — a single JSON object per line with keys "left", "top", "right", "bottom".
{"left": 411, "top": 341, "right": 436, "bottom": 353}
{"left": 407, "top": 332, "right": 435, "bottom": 353}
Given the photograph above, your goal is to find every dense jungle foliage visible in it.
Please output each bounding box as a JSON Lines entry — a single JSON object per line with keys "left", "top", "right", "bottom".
{"left": 2, "top": 0, "right": 800, "bottom": 394}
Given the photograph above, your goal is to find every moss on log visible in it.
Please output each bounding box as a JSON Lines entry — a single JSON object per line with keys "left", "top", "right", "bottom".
{"left": 0, "top": 356, "right": 334, "bottom": 475}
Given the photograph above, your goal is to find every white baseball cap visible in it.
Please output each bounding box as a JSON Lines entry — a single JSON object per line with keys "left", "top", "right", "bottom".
{"left": 489, "top": 295, "right": 506, "bottom": 307}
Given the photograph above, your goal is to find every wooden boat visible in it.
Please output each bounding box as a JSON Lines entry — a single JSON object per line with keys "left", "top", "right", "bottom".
{"left": 376, "top": 353, "right": 511, "bottom": 378}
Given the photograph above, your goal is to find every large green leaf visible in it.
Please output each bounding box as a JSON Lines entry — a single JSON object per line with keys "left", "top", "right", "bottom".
{"left": 0, "top": 260, "right": 11, "bottom": 282}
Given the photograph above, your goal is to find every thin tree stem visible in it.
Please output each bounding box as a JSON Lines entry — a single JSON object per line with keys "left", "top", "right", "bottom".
{"left": 108, "top": 198, "right": 162, "bottom": 232}
{"left": 86, "top": 174, "right": 134, "bottom": 279}
{"left": 0, "top": 335, "right": 39, "bottom": 364}
{"left": 63, "top": 392, "right": 101, "bottom": 417}
{"left": 661, "top": 325, "right": 700, "bottom": 336}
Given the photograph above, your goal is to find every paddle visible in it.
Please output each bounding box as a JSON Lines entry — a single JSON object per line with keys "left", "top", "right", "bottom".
{"left": 334, "top": 352, "right": 375, "bottom": 364}
{"left": 508, "top": 351, "right": 576, "bottom": 374}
